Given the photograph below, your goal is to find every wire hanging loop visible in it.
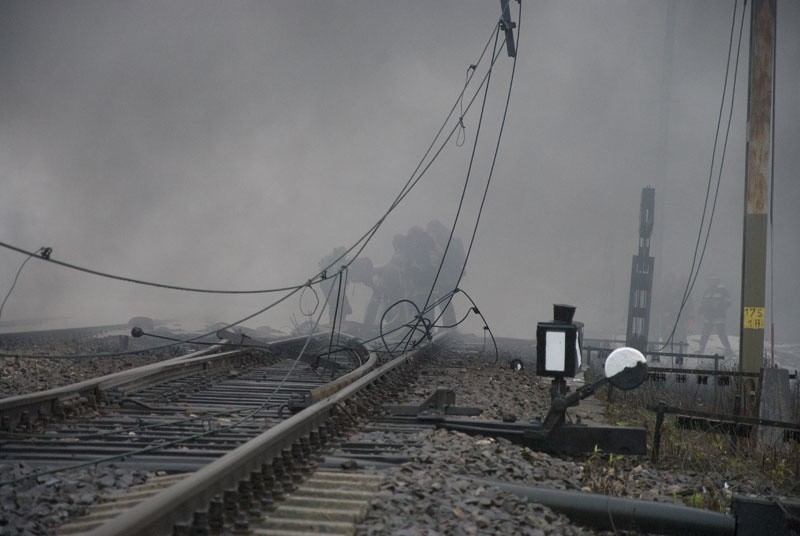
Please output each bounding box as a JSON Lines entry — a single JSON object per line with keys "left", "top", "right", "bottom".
{"left": 298, "top": 280, "right": 320, "bottom": 317}
{"left": 456, "top": 64, "right": 476, "bottom": 147}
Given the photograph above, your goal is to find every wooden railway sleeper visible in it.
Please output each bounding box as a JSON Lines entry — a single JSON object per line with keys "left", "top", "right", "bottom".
{"left": 285, "top": 446, "right": 304, "bottom": 484}
{"left": 275, "top": 454, "right": 295, "bottom": 493}
{"left": 299, "top": 435, "right": 312, "bottom": 456}
{"left": 262, "top": 464, "right": 281, "bottom": 507}
{"left": 223, "top": 488, "right": 240, "bottom": 524}
{"left": 191, "top": 510, "right": 209, "bottom": 536}
{"left": 250, "top": 470, "right": 269, "bottom": 513}
{"left": 233, "top": 514, "right": 250, "bottom": 534}
{"left": 37, "top": 407, "right": 49, "bottom": 427}
{"left": 299, "top": 437, "right": 316, "bottom": 473}
{"left": 237, "top": 478, "right": 254, "bottom": 518}
{"left": 17, "top": 410, "right": 30, "bottom": 431}
{"left": 291, "top": 442, "right": 311, "bottom": 476}
{"left": 208, "top": 496, "right": 224, "bottom": 533}
{"left": 318, "top": 424, "right": 332, "bottom": 449}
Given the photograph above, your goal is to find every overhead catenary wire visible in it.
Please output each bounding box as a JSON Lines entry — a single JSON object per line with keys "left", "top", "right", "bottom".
{"left": 292, "top": 19, "right": 514, "bottom": 357}
{"left": 372, "top": 22, "right": 521, "bottom": 363}
{"left": 418, "top": 0, "right": 521, "bottom": 337}
{"left": 1, "top": 15, "right": 508, "bottom": 360}
{"left": 450, "top": 0, "right": 521, "bottom": 308}
{"left": 351, "top": 5, "right": 521, "bottom": 358}
{"left": 0, "top": 247, "right": 51, "bottom": 322}
{"left": 0, "top": 18, "right": 502, "bottom": 356}
{"left": 415, "top": 26, "right": 502, "bottom": 334}
{"left": 1, "top": 13, "right": 514, "bottom": 488}
{"left": 0, "top": 240, "right": 314, "bottom": 295}
{"left": 325, "top": 20, "right": 506, "bottom": 277}
{"left": 660, "top": 0, "right": 746, "bottom": 351}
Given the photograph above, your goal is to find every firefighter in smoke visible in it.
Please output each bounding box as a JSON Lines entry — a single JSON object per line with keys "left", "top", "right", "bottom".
{"left": 697, "top": 276, "right": 733, "bottom": 355}
{"left": 362, "top": 235, "right": 409, "bottom": 328}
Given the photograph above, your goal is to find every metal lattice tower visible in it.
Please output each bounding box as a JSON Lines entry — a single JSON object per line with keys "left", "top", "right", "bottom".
{"left": 626, "top": 187, "right": 655, "bottom": 352}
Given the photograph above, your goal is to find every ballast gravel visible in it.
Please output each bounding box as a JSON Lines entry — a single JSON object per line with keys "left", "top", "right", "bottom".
{"left": 0, "top": 463, "right": 149, "bottom": 536}
{"left": 351, "top": 338, "right": 793, "bottom": 535}
{"left": 1, "top": 333, "right": 795, "bottom": 535}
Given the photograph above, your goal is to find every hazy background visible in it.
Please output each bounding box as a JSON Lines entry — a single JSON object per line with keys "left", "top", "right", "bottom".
{"left": 1, "top": 1, "right": 798, "bottom": 344}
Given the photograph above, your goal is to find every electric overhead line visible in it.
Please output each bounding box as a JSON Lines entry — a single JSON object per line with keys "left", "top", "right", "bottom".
{"left": 2, "top": 14, "right": 512, "bottom": 359}
{"left": 378, "top": 1, "right": 521, "bottom": 359}
{"left": 0, "top": 17, "right": 503, "bottom": 307}
{"left": 0, "top": 240, "right": 313, "bottom": 295}
{"left": 310, "top": 15, "right": 520, "bottom": 354}
{"left": 661, "top": 0, "right": 746, "bottom": 350}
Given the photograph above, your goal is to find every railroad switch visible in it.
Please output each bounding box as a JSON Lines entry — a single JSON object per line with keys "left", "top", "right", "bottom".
{"left": 383, "top": 388, "right": 482, "bottom": 419}
{"left": 385, "top": 350, "right": 650, "bottom": 456}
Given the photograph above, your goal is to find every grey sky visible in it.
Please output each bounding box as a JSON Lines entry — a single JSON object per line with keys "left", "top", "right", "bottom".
{"left": 1, "top": 1, "right": 798, "bottom": 342}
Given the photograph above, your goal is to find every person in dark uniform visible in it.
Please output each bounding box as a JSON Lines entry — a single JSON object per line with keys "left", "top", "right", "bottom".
{"left": 697, "top": 277, "right": 733, "bottom": 355}
{"left": 363, "top": 235, "right": 410, "bottom": 327}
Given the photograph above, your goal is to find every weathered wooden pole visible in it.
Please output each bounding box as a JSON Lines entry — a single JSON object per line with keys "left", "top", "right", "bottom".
{"left": 739, "top": 0, "right": 775, "bottom": 411}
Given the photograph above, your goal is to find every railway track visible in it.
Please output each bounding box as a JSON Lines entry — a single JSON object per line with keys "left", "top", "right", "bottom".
{"left": 0, "top": 327, "right": 438, "bottom": 534}
{"left": 3, "top": 330, "right": 796, "bottom": 535}
{"left": 0, "top": 332, "right": 664, "bottom": 535}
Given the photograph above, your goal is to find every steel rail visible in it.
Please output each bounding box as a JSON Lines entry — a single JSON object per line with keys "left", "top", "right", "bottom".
{"left": 0, "top": 344, "right": 241, "bottom": 428}
{"left": 0, "top": 332, "right": 345, "bottom": 430}
{"left": 89, "top": 337, "right": 432, "bottom": 536}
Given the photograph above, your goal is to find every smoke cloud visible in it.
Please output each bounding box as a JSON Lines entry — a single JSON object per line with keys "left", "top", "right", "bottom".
{"left": 1, "top": 1, "right": 798, "bottom": 343}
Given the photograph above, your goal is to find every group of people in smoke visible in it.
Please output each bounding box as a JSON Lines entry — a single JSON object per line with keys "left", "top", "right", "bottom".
{"left": 319, "top": 220, "right": 465, "bottom": 329}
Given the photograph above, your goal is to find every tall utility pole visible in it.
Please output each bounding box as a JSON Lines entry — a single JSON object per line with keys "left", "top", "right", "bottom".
{"left": 739, "top": 0, "right": 775, "bottom": 407}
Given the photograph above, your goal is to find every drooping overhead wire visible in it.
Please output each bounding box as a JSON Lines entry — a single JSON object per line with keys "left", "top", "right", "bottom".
{"left": 311, "top": 47, "right": 510, "bottom": 353}
{"left": 0, "top": 25, "right": 503, "bottom": 302}
{"left": 0, "top": 19, "right": 505, "bottom": 307}
{"left": 417, "top": 26, "right": 503, "bottom": 329}
{"left": 661, "top": 0, "right": 746, "bottom": 350}
{"left": 0, "top": 246, "right": 51, "bottom": 322}
{"left": 454, "top": 0, "right": 521, "bottom": 294}
{"left": 371, "top": 3, "right": 522, "bottom": 358}
{"left": 419, "top": 0, "right": 522, "bottom": 331}
{"left": 2, "top": 15, "right": 511, "bottom": 360}
{"left": 0, "top": 240, "right": 313, "bottom": 295}
{"left": 322, "top": 20, "right": 506, "bottom": 276}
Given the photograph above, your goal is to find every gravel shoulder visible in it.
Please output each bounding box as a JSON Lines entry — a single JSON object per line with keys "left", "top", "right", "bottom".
{"left": 353, "top": 336, "right": 797, "bottom": 535}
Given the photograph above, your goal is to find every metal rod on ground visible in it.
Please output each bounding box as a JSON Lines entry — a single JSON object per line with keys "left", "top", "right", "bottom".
{"left": 471, "top": 478, "right": 735, "bottom": 536}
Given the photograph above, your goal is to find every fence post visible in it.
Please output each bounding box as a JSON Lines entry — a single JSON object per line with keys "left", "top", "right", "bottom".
{"left": 758, "top": 368, "right": 793, "bottom": 446}
{"left": 652, "top": 401, "right": 666, "bottom": 463}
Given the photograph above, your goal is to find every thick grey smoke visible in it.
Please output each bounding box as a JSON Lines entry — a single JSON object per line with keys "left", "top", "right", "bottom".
{"left": 1, "top": 1, "right": 798, "bottom": 342}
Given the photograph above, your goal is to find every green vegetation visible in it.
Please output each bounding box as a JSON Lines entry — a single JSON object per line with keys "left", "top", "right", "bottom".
{"left": 593, "top": 383, "right": 800, "bottom": 512}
